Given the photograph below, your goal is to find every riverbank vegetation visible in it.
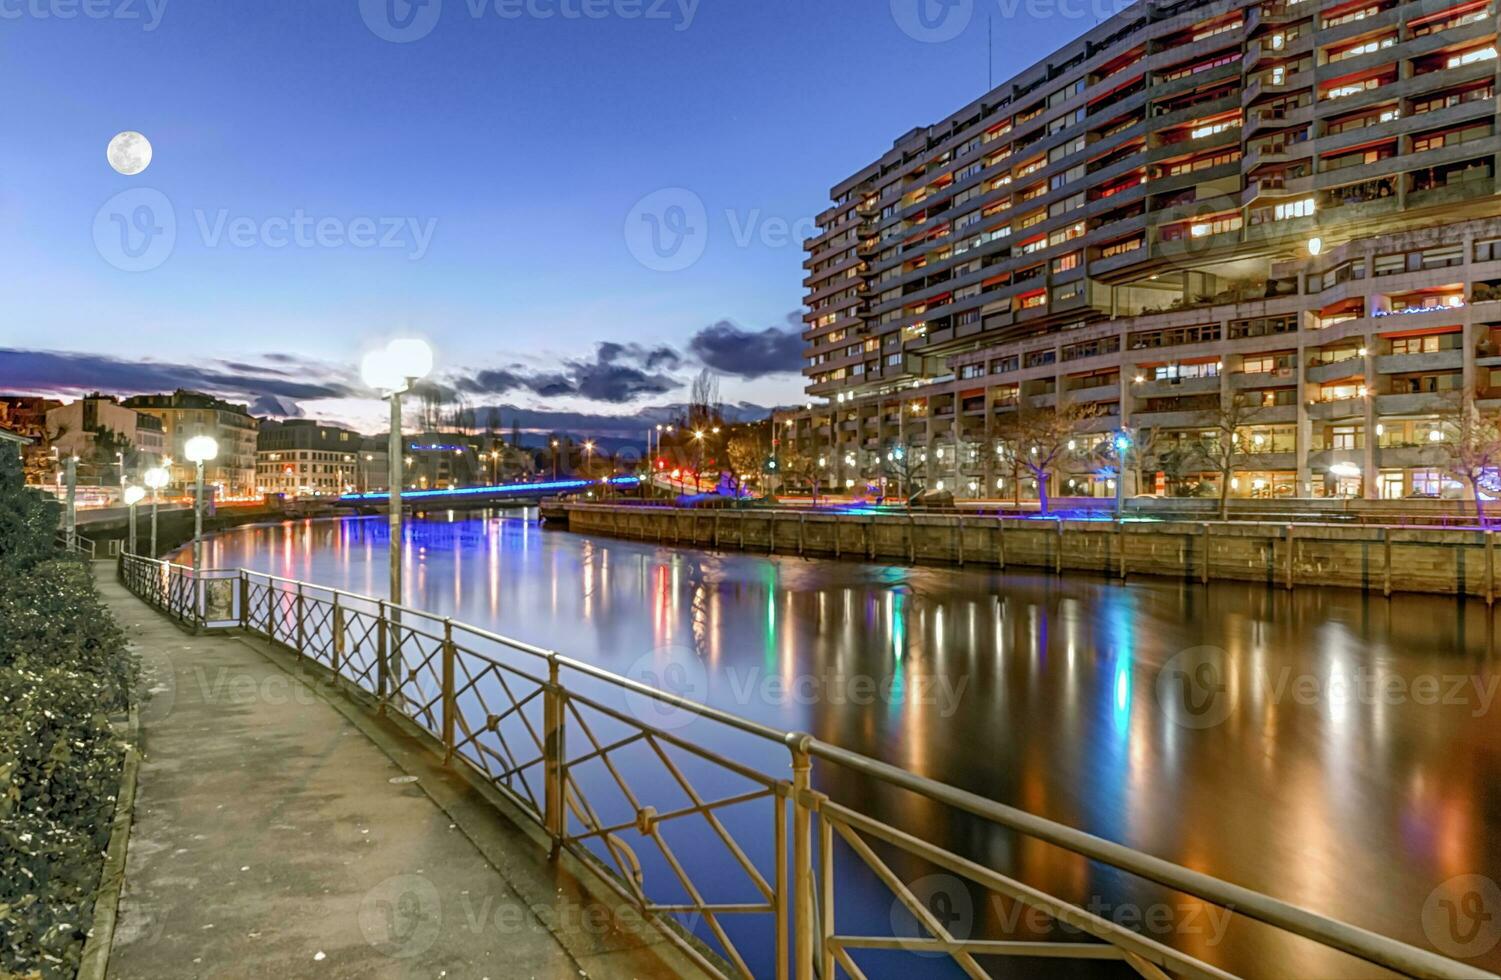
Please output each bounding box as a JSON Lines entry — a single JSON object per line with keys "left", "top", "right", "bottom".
{"left": 0, "top": 448, "right": 134, "bottom": 978}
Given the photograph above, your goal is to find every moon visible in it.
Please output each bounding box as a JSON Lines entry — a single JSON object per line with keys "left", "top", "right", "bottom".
{"left": 107, "top": 131, "right": 152, "bottom": 176}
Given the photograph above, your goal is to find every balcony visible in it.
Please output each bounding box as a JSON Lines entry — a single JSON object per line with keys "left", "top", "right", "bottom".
{"left": 1374, "top": 391, "right": 1451, "bottom": 414}
{"left": 1306, "top": 448, "right": 1365, "bottom": 472}
{"left": 1066, "top": 383, "right": 1122, "bottom": 404}
{"left": 1377, "top": 445, "right": 1448, "bottom": 468}
{"left": 1232, "top": 368, "right": 1298, "bottom": 389}
{"left": 1306, "top": 358, "right": 1365, "bottom": 384}
{"left": 1306, "top": 397, "right": 1366, "bottom": 420}
{"left": 1129, "top": 407, "right": 1219, "bottom": 428}
{"left": 1131, "top": 374, "right": 1222, "bottom": 398}
{"left": 1373, "top": 350, "right": 1463, "bottom": 374}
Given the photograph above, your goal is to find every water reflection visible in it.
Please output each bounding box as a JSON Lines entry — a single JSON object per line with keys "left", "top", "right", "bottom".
{"left": 197, "top": 513, "right": 1501, "bottom": 976}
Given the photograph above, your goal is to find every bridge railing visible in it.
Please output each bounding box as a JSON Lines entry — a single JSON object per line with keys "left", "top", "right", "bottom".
{"left": 116, "top": 551, "right": 1493, "bottom": 980}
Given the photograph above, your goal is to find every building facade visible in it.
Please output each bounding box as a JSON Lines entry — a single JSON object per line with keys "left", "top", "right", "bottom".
{"left": 44, "top": 395, "right": 166, "bottom": 478}
{"left": 783, "top": 0, "right": 1501, "bottom": 500}
{"left": 256, "top": 419, "right": 382, "bottom": 497}
{"left": 124, "top": 390, "right": 259, "bottom": 496}
{"left": 0, "top": 396, "right": 62, "bottom": 484}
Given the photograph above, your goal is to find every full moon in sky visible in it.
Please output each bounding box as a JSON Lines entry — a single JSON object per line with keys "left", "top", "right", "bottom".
{"left": 106, "top": 131, "right": 152, "bottom": 176}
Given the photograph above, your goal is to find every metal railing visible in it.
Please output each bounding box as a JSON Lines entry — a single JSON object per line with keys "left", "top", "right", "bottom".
{"left": 116, "top": 551, "right": 1493, "bottom": 980}
{"left": 55, "top": 530, "right": 97, "bottom": 560}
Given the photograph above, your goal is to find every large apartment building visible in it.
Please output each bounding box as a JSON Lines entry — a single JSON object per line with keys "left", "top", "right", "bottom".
{"left": 782, "top": 0, "right": 1501, "bottom": 500}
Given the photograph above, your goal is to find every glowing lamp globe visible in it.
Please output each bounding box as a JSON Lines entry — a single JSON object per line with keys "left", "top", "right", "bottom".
{"left": 123, "top": 486, "right": 147, "bottom": 506}
{"left": 362, "top": 338, "right": 433, "bottom": 393}
{"left": 143, "top": 466, "right": 169, "bottom": 490}
{"left": 184, "top": 435, "right": 219, "bottom": 464}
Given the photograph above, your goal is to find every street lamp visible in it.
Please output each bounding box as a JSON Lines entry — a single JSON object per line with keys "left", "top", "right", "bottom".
{"left": 143, "top": 465, "right": 169, "bottom": 557}
{"left": 692, "top": 429, "right": 706, "bottom": 492}
{"left": 361, "top": 337, "right": 434, "bottom": 610}
{"left": 583, "top": 440, "right": 596, "bottom": 477}
{"left": 123, "top": 485, "right": 146, "bottom": 555}
{"left": 1113, "top": 430, "right": 1133, "bottom": 516}
{"left": 184, "top": 435, "right": 219, "bottom": 570}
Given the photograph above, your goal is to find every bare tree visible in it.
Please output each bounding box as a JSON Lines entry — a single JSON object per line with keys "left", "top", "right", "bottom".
{"left": 779, "top": 442, "right": 821, "bottom": 501}
{"left": 1201, "top": 393, "right": 1265, "bottom": 520}
{"left": 1437, "top": 392, "right": 1501, "bottom": 527}
{"left": 688, "top": 369, "right": 723, "bottom": 432}
{"left": 995, "top": 399, "right": 1099, "bottom": 514}
{"left": 882, "top": 443, "right": 925, "bottom": 500}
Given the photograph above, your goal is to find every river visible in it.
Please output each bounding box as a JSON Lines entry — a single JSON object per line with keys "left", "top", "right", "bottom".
{"left": 191, "top": 511, "right": 1501, "bottom": 978}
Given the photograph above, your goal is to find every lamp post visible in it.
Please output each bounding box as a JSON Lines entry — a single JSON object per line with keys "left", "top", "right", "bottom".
{"left": 184, "top": 435, "right": 219, "bottom": 570}
{"left": 551, "top": 439, "right": 559, "bottom": 481}
{"left": 143, "top": 465, "right": 169, "bottom": 557}
{"left": 124, "top": 485, "right": 146, "bottom": 555}
{"left": 692, "top": 429, "right": 706, "bottom": 492}
{"left": 61, "top": 452, "right": 78, "bottom": 550}
{"left": 583, "top": 440, "right": 595, "bottom": 479}
{"left": 1113, "top": 430, "right": 1132, "bottom": 517}
{"left": 361, "top": 338, "right": 434, "bottom": 610}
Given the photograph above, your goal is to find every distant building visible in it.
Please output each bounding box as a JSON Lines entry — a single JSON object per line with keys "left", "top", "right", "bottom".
{"left": 0, "top": 395, "right": 63, "bottom": 484}
{"left": 44, "top": 395, "right": 166, "bottom": 482}
{"left": 256, "top": 419, "right": 385, "bottom": 496}
{"left": 124, "top": 390, "right": 259, "bottom": 495}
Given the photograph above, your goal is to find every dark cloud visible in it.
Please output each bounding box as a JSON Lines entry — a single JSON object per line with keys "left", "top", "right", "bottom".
{"left": 453, "top": 343, "right": 682, "bottom": 405}
{"left": 688, "top": 312, "right": 804, "bottom": 379}
{"left": 0, "top": 348, "right": 352, "bottom": 418}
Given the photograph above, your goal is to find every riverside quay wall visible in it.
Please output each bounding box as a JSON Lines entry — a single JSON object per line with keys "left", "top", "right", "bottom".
{"left": 561, "top": 503, "right": 1501, "bottom": 600}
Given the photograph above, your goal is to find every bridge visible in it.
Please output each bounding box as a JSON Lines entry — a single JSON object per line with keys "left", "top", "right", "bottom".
{"left": 334, "top": 475, "right": 643, "bottom": 509}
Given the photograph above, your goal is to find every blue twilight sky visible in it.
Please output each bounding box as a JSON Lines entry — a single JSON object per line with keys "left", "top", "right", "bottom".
{"left": 0, "top": 0, "right": 1108, "bottom": 435}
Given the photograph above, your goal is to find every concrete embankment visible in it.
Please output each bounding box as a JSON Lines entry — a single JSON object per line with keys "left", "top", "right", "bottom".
{"left": 560, "top": 503, "right": 1501, "bottom": 600}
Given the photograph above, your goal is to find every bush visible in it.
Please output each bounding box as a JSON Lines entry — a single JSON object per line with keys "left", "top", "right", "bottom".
{"left": 0, "top": 447, "right": 134, "bottom": 979}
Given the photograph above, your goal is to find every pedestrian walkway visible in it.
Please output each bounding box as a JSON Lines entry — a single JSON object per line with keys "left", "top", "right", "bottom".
{"left": 95, "top": 567, "right": 701, "bottom": 980}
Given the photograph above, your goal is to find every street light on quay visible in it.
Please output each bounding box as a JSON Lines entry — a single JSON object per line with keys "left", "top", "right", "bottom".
{"left": 143, "top": 465, "right": 169, "bottom": 557}
{"left": 123, "top": 485, "right": 146, "bottom": 556}
{"left": 361, "top": 337, "right": 434, "bottom": 610}
{"left": 184, "top": 435, "right": 219, "bottom": 570}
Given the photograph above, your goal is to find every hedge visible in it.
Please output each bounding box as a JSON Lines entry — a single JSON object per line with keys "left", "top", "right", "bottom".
{"left": 0, "top": 447, "right": 134, "bottom": 979}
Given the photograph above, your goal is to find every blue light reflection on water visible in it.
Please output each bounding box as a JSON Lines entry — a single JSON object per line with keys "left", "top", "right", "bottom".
{"left": 194, "top": 512, "right": 1501, "bottom": 977}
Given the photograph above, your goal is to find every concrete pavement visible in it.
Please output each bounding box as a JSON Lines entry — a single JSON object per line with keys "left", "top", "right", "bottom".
{"left": 94, "top": 567, "right": 703, "bottom": 980}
